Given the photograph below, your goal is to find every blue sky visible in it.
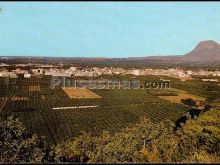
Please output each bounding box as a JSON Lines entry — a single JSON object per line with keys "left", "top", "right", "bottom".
{"left": 0, "top": 2, "right": 219, "bottom": 57}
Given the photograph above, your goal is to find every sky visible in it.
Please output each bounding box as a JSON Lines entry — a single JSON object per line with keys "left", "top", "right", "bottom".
{"left": 0, "top": 2, "right": 219, "bottom": 58}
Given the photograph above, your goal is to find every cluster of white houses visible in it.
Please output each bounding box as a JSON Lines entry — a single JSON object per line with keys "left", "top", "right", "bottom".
{"left": 0, "top": 68, "right": 31, "bottom": 78}
{"left": 30, "top": 67, "right": 191, "bottom": 79}
{"left": 0, "top": 64, "right": 220, "bottom": 82}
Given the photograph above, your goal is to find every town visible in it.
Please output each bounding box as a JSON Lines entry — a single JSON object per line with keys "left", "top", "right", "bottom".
{"left": 0, "top": 62, "right": 220, "bottom": 82}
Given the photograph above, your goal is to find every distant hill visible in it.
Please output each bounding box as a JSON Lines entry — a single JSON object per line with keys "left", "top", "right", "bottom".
{"left": 1, "top": 40, "right": 220, "bottom": 65}
{"left": 125, "top": 40, "right": 220, "bottom": 64}
{"left": 180, "top": 40, "right": 220, "bottom": 62}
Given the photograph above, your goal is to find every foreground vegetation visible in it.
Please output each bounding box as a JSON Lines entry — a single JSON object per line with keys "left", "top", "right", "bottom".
{"left": 0, "top": 75, "right": 220, "bottom": 163}
{"left": 1, "top": 108, "right": 220, "bottom": 163}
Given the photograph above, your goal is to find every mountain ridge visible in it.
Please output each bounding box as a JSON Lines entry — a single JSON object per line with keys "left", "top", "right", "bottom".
{"left": 1, "top": 40, "right": 220, "bottom": 64}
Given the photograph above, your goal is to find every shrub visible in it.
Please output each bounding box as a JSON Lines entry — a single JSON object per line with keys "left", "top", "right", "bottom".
{"left": 181, "top": 98, "right": 197, "bottom": 106}
{"left": 0, "top": 116, "right": 53, "bottom": 163}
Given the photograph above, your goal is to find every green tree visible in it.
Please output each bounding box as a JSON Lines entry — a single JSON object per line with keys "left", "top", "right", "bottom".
{"left": 175, "top": 109, "right": 220, "bottom": 162}
{"left": 54, "top": 109, "right": 220, "bottom": 163}
{"left": 181, "top": 98, "right": 197, "bottom": 107}
{"left": 2, "top": 110, "right": 219, "bottom": 163}
{"left": 55, "top": 118, "right": 176, "bottom": 163}
{"left": 0, "top": 116, "right": 53, "bottom": 163}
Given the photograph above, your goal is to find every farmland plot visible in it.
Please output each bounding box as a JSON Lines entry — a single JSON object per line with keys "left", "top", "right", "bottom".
{"left": 0, "top": 77, "right": 192, "bottom": 145}
{"left": 29, "top": 85, "right": 41, "bottom": 92}
{"left": 63, "top": 87, "right": 102, "bottom": 99}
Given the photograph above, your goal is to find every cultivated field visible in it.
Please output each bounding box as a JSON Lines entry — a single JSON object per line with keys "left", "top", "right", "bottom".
{"left": 159, "top": 88, "right": 206, "bottom": 108}
{"left": 29, "top": 85, "right": 41, "bottom": 92}
{"left": 1, "top": 76, "right": 218, "bottom": 145}
{"left": 63, "top": 87, "right": 102, "bottom": 99}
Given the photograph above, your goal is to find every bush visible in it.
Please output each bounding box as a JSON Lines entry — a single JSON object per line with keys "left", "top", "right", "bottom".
{"left": 2, "top": 110, "right": 220, "bottom": 163}
{"left": 181, "top": 98, "right": 197, "bottom": 106}
{"left": 54, "top": 109, "right": 220, "bottom": 163}
{"left": 0, "top": 116, "right": 54, "bottom": 163}
{"left": 55, "top": 118, "right": 176, "bottom": 163}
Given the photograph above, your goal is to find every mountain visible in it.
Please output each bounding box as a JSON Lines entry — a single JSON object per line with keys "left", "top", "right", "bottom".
{"left": 180, "top": 40, "right": 220, "bottom": 63}
{"left": 1, "top": 40, "right": 220, "bottom": 65}
{"left": 132, "top": 40, "right": 220, "bottom": 64}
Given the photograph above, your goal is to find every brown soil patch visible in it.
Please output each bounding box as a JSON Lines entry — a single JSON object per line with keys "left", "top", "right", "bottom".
{"left": 63, "top": 88, "right": 102, "bottom": 99}
{"left": 158, "top": 88, "right": 206, "bottom": 109}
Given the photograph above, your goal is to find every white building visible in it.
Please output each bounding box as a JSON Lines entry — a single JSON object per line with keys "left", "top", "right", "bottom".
{"left": 0, "top": 63, "right": 9, "bottom": 67}
{"left": 131, "top": 69, "right": 140, "bottom": 76}
{"left": 12, "top": 68, "right": 28, "bottom": 74}
{"left": 24, "top": 73, "right": 31, "bottom": 78}
{"left": 0, "top": 71, "right": 17, "bottom": 78}
{"left": 31, "top": 68, "right": 45, "bottom": 75}
{"left": 70, "top": 67, "right": 77, "bottom": 71}
{"left": 202, "top": 79, "right": 219, "bottom": 82}
{"left": 186, "top": 70, "right": 193, "bottom": 75}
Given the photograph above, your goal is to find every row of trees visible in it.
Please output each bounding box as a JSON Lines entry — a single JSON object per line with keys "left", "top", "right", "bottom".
{"left": 1, "top": 108, "right": 220, "bottom": 163}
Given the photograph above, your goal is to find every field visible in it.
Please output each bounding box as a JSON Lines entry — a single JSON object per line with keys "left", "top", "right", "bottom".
{"left": 29, "top": 85, "right": 41, "bottom": 92}
{"left": 158, "top": 88, "right": 206, "bottom": 109}
{"left": 63, "top": 87, "right": 102, "bottom": 99}
{"left": 0, "top": 76, "right": 209, "bottom": 145}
